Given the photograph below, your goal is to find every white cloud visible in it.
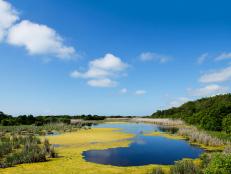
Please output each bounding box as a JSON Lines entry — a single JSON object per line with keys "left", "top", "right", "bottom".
{"left": 139, "top": 52, "right": 170, "bottom": 63}
{"left": 87, "top": 78, "right": 117, "bottom": 88}
{"left": 71, "top": 53, "right": 128, "bottom": 87}
{"left": 90, "top": 53, "right": 128, "bottom": 71}
{"left": 0, "top": 0, "right": 19, "bottom": 41}
{"left": 120, "top": 88, "right": 128, "bottom": 94}
{"left": 215, "top": 52, "right": 231, "bottom": 61}
{"left": 135, "top": 90, "right": 147, "bottom": 95}
{"left": 70, "top": 68, "right": 110, "bottom": 79}
{"left": 188, "top": 84, "right": 229, "bottom": 97}
{"left": 169, "top": 97, "right": 190, "bottom": 107}
{"left": 7, "top": 20, "right": 75, "bottom": 58}
{"left": 199, "top": 65, "right": 231, "bottom": 83}
{"left": 197, "top": 53, "right": 208, "bottom": 64}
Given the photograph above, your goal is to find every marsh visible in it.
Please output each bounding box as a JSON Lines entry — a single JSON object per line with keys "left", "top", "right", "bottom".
{"left": 83, "top": 123, "right": 204, "bottom": 166}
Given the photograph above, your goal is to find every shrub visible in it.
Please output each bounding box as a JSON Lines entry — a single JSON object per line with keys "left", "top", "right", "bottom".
{"left": 170, "top": 159, "right": 202, "bottom": 174}
{"left": 0, "top": 142, "right": 12, "bottom": 157}
{"left": 200, "top": 153, "right": 212, "bottom": 168}
{"left": 0, "top": 135, "right": 56, "bottom": 168}
{"left": 204, "top": 153, "right": 231, "bottom": 174}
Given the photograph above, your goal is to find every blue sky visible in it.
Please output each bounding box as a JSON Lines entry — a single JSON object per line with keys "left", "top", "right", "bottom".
{"left": 1, "top": 0, "right": 231, "bottom": 116}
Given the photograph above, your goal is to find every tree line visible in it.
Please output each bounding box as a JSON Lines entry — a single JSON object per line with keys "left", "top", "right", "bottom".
{"left": 150, "top": 94, "right": 231, "bottom": 133}
{"left": 0, "top": 112, "right": 106, "bottom": 126}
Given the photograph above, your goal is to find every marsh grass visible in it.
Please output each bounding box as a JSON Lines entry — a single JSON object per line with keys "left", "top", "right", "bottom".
{"left": 150, "top": 167, "right": 165, "bottom": 174}
{"left": 223, "top": 144, "right": 231, "bottom": 154}
{"left": 132, "top": 118, "right": 184, "bottom": 126}
{"left": 170, "top": 159, "right": 202, "bottom": 174}
{"left": 177, "top": 127, "right": 225, "bottom": 147}
{"left": 0, "top": 135, "right": 57, "bottom": 168}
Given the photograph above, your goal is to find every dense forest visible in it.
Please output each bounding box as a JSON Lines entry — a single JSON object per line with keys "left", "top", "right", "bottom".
{"left": 151, "top": 94, "right": 231, "bottom": 133}
{"left": 0, "top": 112, "right": 106, "bottom": 126}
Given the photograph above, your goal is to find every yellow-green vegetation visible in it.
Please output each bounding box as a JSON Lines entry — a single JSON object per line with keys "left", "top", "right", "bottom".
{"left": 0, "top": 128, "right": 171, "bottom": 174}
{"left": 190, "top": 142, "right": 225, "bottom": 151}
{"left": 145, "top": 131, "right": 185, "bottom": 140}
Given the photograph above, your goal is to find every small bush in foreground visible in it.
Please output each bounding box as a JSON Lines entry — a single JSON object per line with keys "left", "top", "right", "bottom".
{"left": 0, "top": 135, "right": 57, "bottom": 168}
{"left": 170, "top": 159, "right": 202, "bottom": 174}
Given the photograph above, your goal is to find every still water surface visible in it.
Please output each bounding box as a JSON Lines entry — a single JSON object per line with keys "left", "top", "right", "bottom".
{"left": 83, "top": 123, "right": 204, "bottom": 166}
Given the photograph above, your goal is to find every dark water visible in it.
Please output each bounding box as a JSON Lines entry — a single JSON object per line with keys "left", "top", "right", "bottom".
{"left": 83, "top": 123, "right": 204, "bottom": 166}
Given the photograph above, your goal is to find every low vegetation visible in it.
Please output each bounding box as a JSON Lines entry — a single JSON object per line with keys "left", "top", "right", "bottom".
{"left": 150, "top": 167, "right": 165, "bottom": 174}
{"left": 0, "top": 123, "right": 83, "bottom": 136}
{"left": 150, "top": 146, "right": 231, "bottom": 174}
{"left": 0, "top": 135, "right": 57, "bottom": 168}
{"left": 170, "top": 159, "right": 202, "bottom": 174}
{"left": 177, "top": 127, "right": 225, "bottom": 147}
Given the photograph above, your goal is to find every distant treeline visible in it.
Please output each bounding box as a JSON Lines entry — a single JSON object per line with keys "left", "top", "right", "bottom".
{"left": 0, "top": 112, "right": 106, "bottom": 126}
{"left": 150, "top": 94, "right": 231, "bottom": 133}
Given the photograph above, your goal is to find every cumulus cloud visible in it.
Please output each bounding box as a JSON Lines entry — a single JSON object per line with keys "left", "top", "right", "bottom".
{"left": 169, "top": 97, "right": 190, "bottom": 107}
{"left": 135, "top": 90, "right": 147, "bottom": 95}
{"left": 215, "top": 52, "right": 231, "bottom": 61}
{"left": 90, "top": 53, "right": 128, "bottom": 71}
{"left": 71, "top": 53, "right": 128, "bottom": 87}
{"left": 7, "top": 20, "right": 75, "bottom": 58}
{"left": 0, "top": 0, "right": 19, "bottom": 41}
{"left": 199, "top": 65, "right": 231, "bottom": 83}
{"left": 139, "top": 52, "right": 170, "bottom": 63}
{"left": 188, "top": 84, "right": 229, "bottom": 97}
{"left": 197, "top": 53, "right": 208, "bottom": 64}
{"left": 87, "top": 78, "right": 117, "bottom": 87}
{"left": 120, "top": 88, "right": 128, "bottom": 94}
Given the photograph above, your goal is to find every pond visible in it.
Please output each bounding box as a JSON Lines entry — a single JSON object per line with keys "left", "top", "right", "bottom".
{"left": 82, "top": 123, "right": 204, "bottom": 166}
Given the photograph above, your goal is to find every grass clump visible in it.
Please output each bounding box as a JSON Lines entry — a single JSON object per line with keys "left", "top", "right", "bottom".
{"left": 177, "top": 127, "right": 224, "bottom": 147}
{"left": 0, "top": 135, "right": 57, "bottom": 168}
{"left": 170, "top": 159, "right": 202, "bottom": 174}
{"left": 149, "top": 167, "right": 165, "bottom": 174}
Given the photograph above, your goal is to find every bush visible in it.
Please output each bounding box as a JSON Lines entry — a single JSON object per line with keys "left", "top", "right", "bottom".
{"left": 200, "top": 153, "right": 212, "bottom": 168}
{"left": 0, "top": 135, "right": 57, "bottom": 168}
{"left": 170, "top": 159, "right": 202, "bottom": 174}
{"left": 0, "top": 142, "right": 12, "bottom": 157}
{"left": 204, "top": 153, "right": 231, "bottom": 174}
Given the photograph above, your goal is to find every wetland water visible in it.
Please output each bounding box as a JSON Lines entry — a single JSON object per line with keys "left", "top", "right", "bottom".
{"left": 83, "top": 123, "right": 204, "bottom": 166}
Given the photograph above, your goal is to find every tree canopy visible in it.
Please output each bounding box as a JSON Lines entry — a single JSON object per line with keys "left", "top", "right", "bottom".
{"left": 150, "top": 94, "right": 231, "bottom": 132}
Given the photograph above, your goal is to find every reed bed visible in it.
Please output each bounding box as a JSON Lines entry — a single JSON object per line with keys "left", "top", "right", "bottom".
{"left": 177, "top": 127, "right": 225, "bottom": 147}
{"left": 132, "top": 118, "right": 184, "bottom": 126}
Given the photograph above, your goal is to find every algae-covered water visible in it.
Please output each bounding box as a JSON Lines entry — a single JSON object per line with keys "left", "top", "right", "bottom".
{"left": 83, "top": 123, "right": 204, "bottom": 166}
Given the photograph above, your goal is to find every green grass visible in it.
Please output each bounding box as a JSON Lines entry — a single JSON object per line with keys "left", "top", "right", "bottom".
{"left": 206, "top": 130, "right": 231, "bottom": 142}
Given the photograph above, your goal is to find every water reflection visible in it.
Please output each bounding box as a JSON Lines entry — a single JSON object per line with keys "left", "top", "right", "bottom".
{"left": 83, "top": 123, "right": 204, "bottom": 166}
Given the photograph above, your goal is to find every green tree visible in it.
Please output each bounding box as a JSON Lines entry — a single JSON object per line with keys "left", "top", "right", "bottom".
{"left": 222, "top": 114, "right": 231, "bottom": 134}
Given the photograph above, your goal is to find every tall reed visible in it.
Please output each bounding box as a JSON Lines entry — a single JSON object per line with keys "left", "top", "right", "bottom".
{"left": 177, "top": 127, "right": 224, "bottom": 147}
